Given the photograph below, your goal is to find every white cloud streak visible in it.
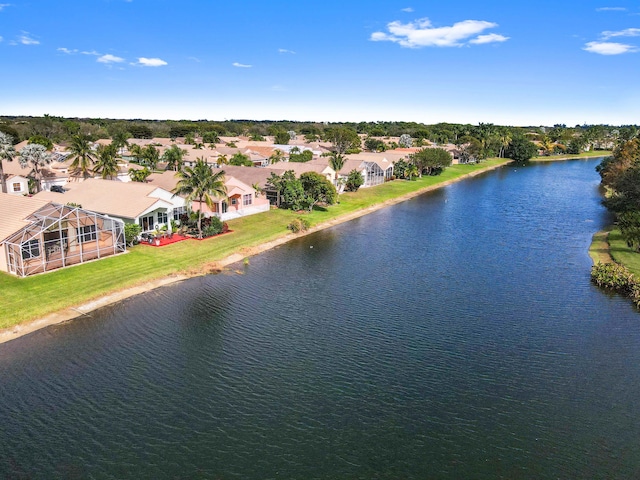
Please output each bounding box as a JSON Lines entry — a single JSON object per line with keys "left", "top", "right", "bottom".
{"left": 137, "top": 57, "right": 167, "bottom": 67}
{"left": 18, "top": 32, "right": 39, "bottom": 45}
{"left": 401, "top": 7, "right": 413, "bottom": 12}
{"left": 278, "top": 48, "right": 295, "bottom": 54}
{"left": 57, "top": 47, "right": 78, "bottom": 54}
{"left": 233, "top": 62, "right": 252, "bottom": 68}
{"left": 469, "top": 33, "right": 509, "bottom": 44}
{"left": 601, "top": 28, "right": 640, "bottom": 39}
{"left": 98, "top": 54, "right": 124, "bottom": 63}
{"left": 0, "top": 4, "right": 10, "bottom": 11}
{"left": 583, "top": 41, "right": 638, "bottom": 54}
{"left": 371, "top": 17, "right": 506, "bottom": 48}
{"left": 596, "top": 7, "right": 627, "bottom": 11}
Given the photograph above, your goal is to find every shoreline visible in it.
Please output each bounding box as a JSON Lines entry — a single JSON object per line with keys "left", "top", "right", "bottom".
{"left": 0, "top": 160, "right": 510, "bottom": 345}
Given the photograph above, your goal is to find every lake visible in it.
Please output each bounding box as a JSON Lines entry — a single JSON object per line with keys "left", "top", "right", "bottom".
{"left": 2, "top": 158, "right": 639, "bottom": 479}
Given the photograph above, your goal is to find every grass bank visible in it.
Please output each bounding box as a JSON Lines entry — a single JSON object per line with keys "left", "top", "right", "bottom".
{"left": 531, "top": 150, "right": 611, "bottom": 162}
{"left": 0, "top": 158, "right": 509, "bottom": 334}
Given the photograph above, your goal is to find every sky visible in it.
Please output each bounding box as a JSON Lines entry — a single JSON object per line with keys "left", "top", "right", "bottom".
{"left": 1, "top": 0, "right": 640, "bottom": 126}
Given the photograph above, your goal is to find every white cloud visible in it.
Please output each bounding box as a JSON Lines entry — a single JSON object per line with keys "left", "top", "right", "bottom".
{"left": 98, "top": 54, "right": 124, "bottom": 63}
{"left": 0, "top": 36, "right": 3, "bottom": 42}
{"left": 57, "top": 47, "right": 78, "bottom": 54}
{"left": 137, "top": 57, "right": 167, "bottom": 67}
{"left": 401, "top": 7, "right": 413, "bottom": 12}
{"left": 470, "top": 33, "right": 509, "bottom": 44}
{"left": 370, "top": 17, "right": 505, "bottom": 48}
{"left": 601, "top": 28, "right": 640, "bottom": 39}
{"left": 18, "top": 32, "right": 39, "bottom": 45}
{"left": 278, "top": 48, "right": 295, "bottom": 54}
{"left": 0, "top": 4, "right": 10, "bottom": 11}
{"left": 81, "top": 50, "right": 100, "bottom": 56}
{"left": 188, "top": 56, "right": 200, "bottom": 62}
{"left": 233, "top": 62, "right": 252, "bottom": 68}
{"left": 583, "top": 41, "right": 638, "bottom": 54}
{"left": 596, "top": 7, "right": 627, "bottom": 11}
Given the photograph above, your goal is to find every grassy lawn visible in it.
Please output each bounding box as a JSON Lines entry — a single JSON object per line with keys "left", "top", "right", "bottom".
{"left": 607, "top": 228, "right": 640, "bottom": 277}
{"left": 0, "top": 158, "right": 509, "bottom": 329}
{"left": 588, "top": 227, "right": 613, "bottom": 264}
{"left": 531, "top": 150, "right": 612, "bottom": 162}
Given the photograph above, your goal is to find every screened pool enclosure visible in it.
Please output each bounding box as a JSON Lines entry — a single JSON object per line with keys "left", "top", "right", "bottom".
{"left": 3, "top": 203, "right": 126, "bottom": 277}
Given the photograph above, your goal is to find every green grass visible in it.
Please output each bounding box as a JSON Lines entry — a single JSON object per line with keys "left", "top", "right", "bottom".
{"left": 588, "top": 227, "right": 613, "bottom": 265}
{"left": 531, "top": 150, "right": 612, "bottom": 162}
{"left": 0, "top": 158, "right": 510, "bottom": 329}
{"left": 607, "top": 228, "right": 640, "bottom": 277}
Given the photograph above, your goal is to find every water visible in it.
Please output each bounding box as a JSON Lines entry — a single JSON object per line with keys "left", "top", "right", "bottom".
{"left": 2, "top": 159, "right": 639, "bottom": 479}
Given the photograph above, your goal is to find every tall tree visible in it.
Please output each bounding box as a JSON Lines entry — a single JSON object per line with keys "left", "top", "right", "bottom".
{"left": 94, "top": 144, "right": 120, "bottom": 180}
{"left": 0, "top": 132, "right": 17, "bottom": 194}
{"left": 142, "top": 145, "right": 160, "bottom": 169}
{"left": 324, "top": 127, "right": 361, "bottom": 154}
{"left": 162, "top": 145, "right": 187, "bottom": 171}
{"left": 410, "top": 148, "right": 452, "bottom": 176}
{"left": 300, "top": 171, "right": 337, "bottom": 211}
{"left": 18, "top": 144, "right": 52, "bottom": 193}
{"left": 173, "top": 158, "right": 227, "bottom": 238}
{"left": 328, "top": 152, "right": 345, "bottom": 185}
{"left": 67, "top": 134, "right": 97, "bottom": 180}
{"left": 505, "top": 135, "right": 538, "bottom": 164}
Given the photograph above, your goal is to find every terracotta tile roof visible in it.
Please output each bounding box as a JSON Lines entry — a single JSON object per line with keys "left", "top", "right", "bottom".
{"left": 34, "top": 178, "right": 171, "bottom": 220}
{"left": 0, "top": 193, "right": 51, "bottom": 241}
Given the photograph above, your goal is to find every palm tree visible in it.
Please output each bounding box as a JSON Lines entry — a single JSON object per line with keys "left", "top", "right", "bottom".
{"left": 328, "top": 152, "right": 345, "bottom": 187}
{"left": 162, "top": 145, "right": 187, "bottom": 171}
{"left": 94, "top": 144, "right": 120, "bottom": 179}
{"left": 112, "top": 131, "right": 130, "bottom": 156}
{"left": 269, "top": 149, "right": 285, "bottom": 164}
{"left": 129, "top": 143, "right": 144, "bottom": 163}
{"left": 498, "top": 130, "right": 513, "bottom": 158}
{"left": 129, "top": 166, "right": 151, "bottom": 182}
{"left": 67, "top": 134, "right": 97, "bottom": 181}
{"left": 18, "top": 144, "right": 52, "bottom": 193}
{"left": 142, "top": 145, "right": 160, "bottom": 170}
{"left": 173, "top": 158, "right": 227, "bottom": 239}
{"left": 0, "top": 132, "right": 17, "bottom": 194}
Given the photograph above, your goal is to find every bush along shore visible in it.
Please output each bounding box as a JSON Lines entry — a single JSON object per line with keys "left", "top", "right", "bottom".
{"left": 591, "top": 261, "right": 640, "bottom": 308}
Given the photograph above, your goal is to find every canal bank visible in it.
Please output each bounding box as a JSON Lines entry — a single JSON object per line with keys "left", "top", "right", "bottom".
{"left": 0, "top": 159, "right": 511, "bottom": 345}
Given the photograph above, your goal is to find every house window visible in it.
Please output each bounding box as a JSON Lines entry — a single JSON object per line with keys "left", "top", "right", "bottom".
{"left": 77, "top": 224, "right": 97, "bottom": 243}
{"left": 243, "top": 194, "right": 252, "bottom": 206}
{"left": 173, "top": 206, "right": 186, "bottom": 221}
{"left": 157, "top": 211, "right": 168, "bottom": 224}
{"left": 12, "top": 183, "right": 22, "bottom": 192}
{"left": 139, "top": 215, "right": 154, "bottom": 231}
{"left": 231, "top": 197, "right": 237, "bottom": 205}
{"left": 21, "top": 239, "right": 41, "bottom": 259}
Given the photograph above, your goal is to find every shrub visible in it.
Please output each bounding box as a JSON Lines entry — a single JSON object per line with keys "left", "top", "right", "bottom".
{"left": 287, "top": 217, "right": 311, "bottom": 233}
{"left": 591, "top": 262, "right": 640, "bottom": 306}
{"left": 124, "top": 223, "right": 142, "bottom": 246}
{"left": 202, "top": 216, "right": 224, "bottom": 237}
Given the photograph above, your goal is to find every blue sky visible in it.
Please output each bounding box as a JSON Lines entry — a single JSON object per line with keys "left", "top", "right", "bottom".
{"left": 1, "top": 0, "right": 640, "bottom": 126}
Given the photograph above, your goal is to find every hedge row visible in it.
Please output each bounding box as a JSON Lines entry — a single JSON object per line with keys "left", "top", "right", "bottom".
{"left": 591, "top": 262, "right": 640, "bottom": 307}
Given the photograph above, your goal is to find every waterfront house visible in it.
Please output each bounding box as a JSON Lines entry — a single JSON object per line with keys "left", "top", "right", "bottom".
{"left": 147, "top": 170, "right": 270, "bottom": 221}
{"left": 0, "top": 193, "right": 126, "bottom": 277}
{"left": 35, "top": 178, "right": 186, "bottom": 233}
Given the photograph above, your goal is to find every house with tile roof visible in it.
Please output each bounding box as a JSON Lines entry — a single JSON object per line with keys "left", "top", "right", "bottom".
{"left": 0, "top": 193, "right": 126, "bottom": 277}
{"left": 35, "top": 178, "right": 186, "bottom": 234}
{"left": 147, "top": 170, "right": 270, "bottom": 221}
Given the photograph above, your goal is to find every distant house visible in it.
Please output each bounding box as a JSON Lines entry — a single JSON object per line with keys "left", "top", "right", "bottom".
{"left": 35, "top": 178, "right": 186, "bottom": 233}
{"left": 0, "top": 193, "right": 126, "bottom": 277}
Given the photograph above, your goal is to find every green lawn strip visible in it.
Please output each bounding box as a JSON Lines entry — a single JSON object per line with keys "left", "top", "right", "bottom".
{"left": 608, "top": 228, "right": 640, "bottom": 277}
{"left": 531, "top": 151, "right": 612, "bottom": 162}
{"left": 589, "top": 226, "right": 614, "bottom": 265}
{"left": 0, "top": 158, "right": 510, "bottom": 329}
